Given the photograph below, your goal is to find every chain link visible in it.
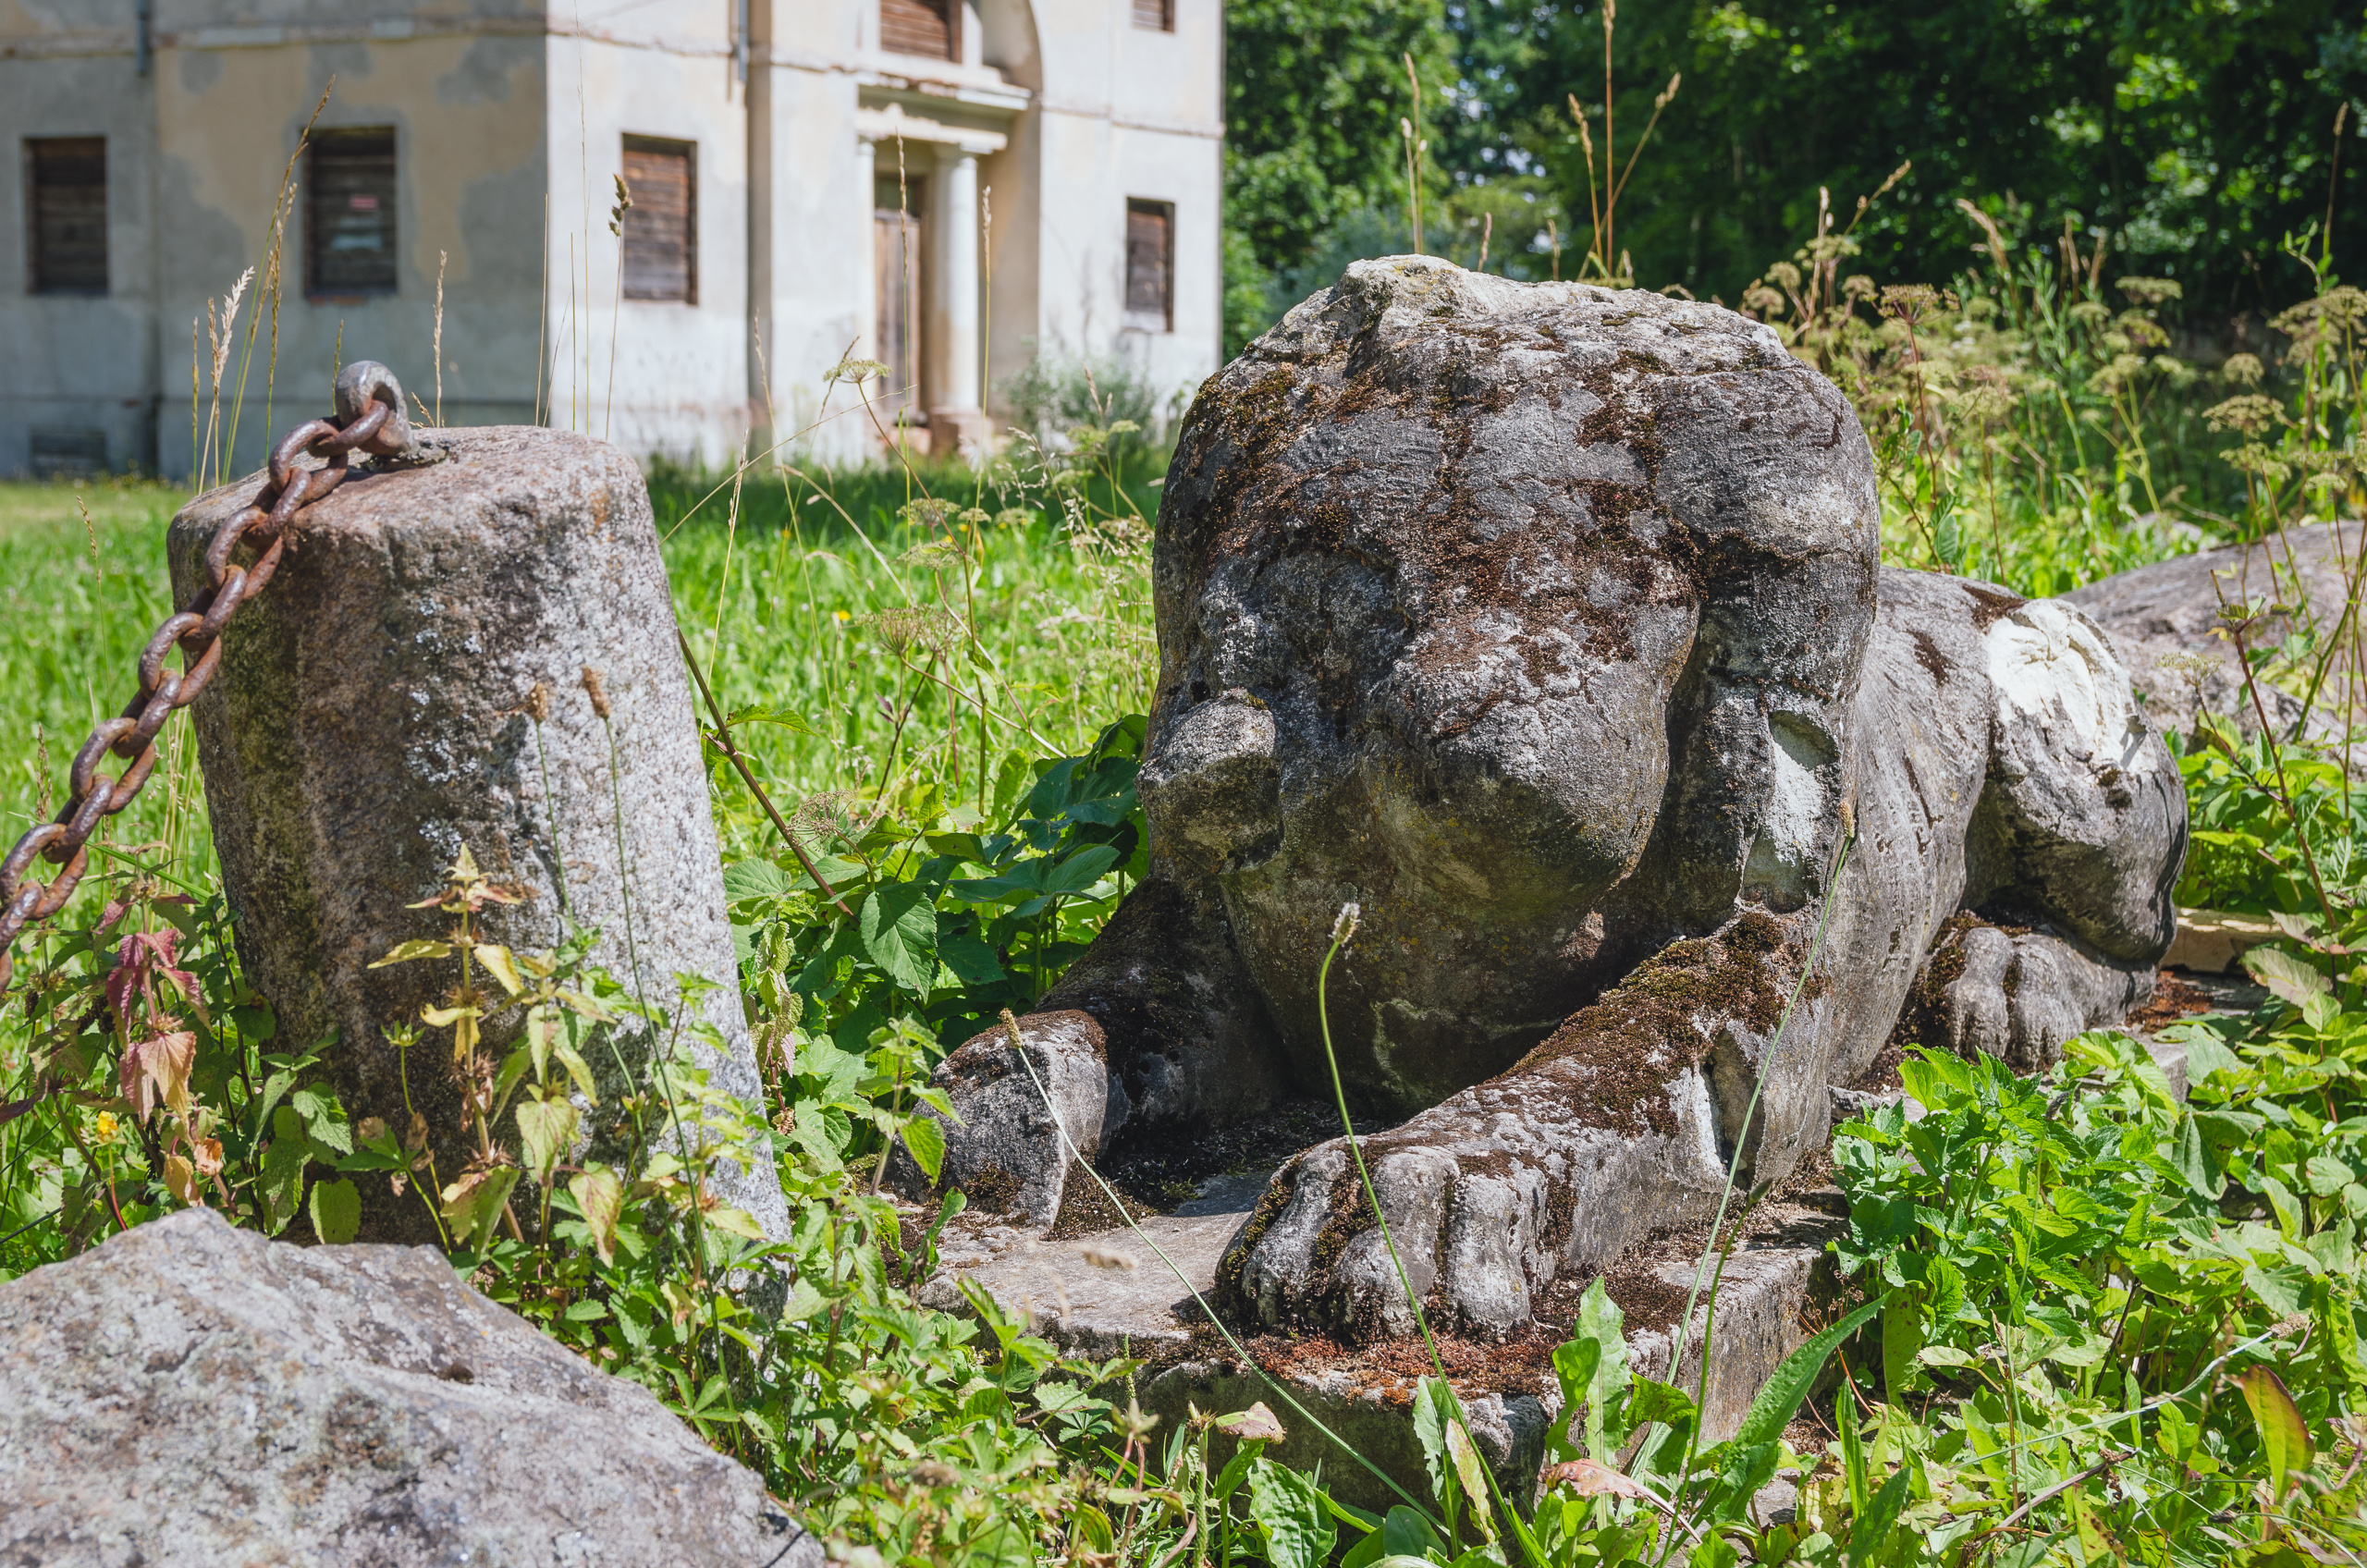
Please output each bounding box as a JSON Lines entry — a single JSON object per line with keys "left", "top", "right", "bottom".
{"left": 0, "top": 362, "right": 419, "bottom": 993}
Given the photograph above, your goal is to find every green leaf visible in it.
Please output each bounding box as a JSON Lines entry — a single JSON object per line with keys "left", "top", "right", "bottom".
{"left": 1845, "top": 1467, "right": 1910, "bottom": 1568}
{"left": 901, "top": 1114, "right": 947, "bottom": 1183}
{"left": 1732, "top": 1295, "right": 1887, "bottom": 1452}
{"left": 1379, "top": 1506, "right": 1441, "bottom": 1562}
{"left": 1442, "top": 1419, "right": 1496, "bottom": 1542}
{"left": 2170, "top": 1111, "right": 2218, "bottom": 1199}
{"left": 443, "top": 1167, "right": 521, "bottom": 1254}
{"left": 722, "top": 858, "right": 796, "bottom": 901}
{"left": 308, "top": 1178, "right": 361, "bottom": 1244}
{"left": 368, "top": 939, "right": 452, "bottom": 968}
{"left": 938, "top": 931, "right": 1006, "bottom": 986}
{"left": 516, "top": 1096, "right": 579, "bottom": 1184}
{"left": 568, "top": 1168, "right": 624, "bottom": 1263}
{"left": 2238, "top": 1364, "right": 2312, "bottom": 1503}
{"left": 1339, "top": 1524, "right": 1391, "bottom": 1568}
{"left": 727, "top": 704, "right": 828, "bottom": 738}
{"left": 2246, "top": 945, "right": 2331, "bottom": 1007}
{"left": 1042, "top": 844, "right": 1122, "bottom": 894}
{"left": 1246, "top": 1457, "right": 1336, "bottom": 1568}
{"left": 1882, "top": 1288, "right": 1922, "bottom": 1396}
{"left": 1573, "top": 1279, "right": 1631, "bottom": 1457}
{"left": 860, "top": 882, "right": 940, "bottom": 995}
{"left": 1413, "top": 1376, "right": 1456, "bottom": 1509}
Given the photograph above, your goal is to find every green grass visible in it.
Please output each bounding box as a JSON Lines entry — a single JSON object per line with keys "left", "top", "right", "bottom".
{"left": 0, "top": 451, "right": 1163, "bottom": 915}
{"left": 0, "top": 481, "right": 208, "bottom": 900}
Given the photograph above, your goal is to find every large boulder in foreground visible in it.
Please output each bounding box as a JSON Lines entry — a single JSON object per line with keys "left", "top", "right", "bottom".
{"left": 0, "top": 1208, "right": 818, "bottom": 1568}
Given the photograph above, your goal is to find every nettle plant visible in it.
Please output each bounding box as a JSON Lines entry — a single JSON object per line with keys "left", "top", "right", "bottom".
{"left": 1827, "top": 1026, "right": 2367, "bottom": 1560}
{"left": 725, "top": 714, "right": 1147, "bottom": 1059}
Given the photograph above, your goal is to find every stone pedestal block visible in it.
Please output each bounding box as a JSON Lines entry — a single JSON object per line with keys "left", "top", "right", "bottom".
{"left": 169, "top": 425, "right": 786, "bottom": 1243}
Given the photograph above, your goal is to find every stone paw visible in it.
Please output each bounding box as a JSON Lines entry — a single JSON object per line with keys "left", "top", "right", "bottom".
{"left": 1214, "top": 1132, "right": 1553, "bottom": 1343}
{"left": 894, "top": 1011, "right": 1129, "bottom": 1231}
{"left": 1910, "top": 917, "right": 2153, "bottom": 1072}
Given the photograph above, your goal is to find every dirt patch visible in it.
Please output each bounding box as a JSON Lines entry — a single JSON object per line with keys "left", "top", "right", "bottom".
{"left": 960, "top": 1165, "right": 1022, "bottom": 1217}
{"left": 2125, "top": 969, "right": 2218, "bottom": 1032}
{"left": 1047, "top": 1161, "right": 1154, "bottom": 1240}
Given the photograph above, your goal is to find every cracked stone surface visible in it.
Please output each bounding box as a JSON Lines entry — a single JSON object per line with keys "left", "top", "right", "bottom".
{"left": 0, "top": 1208, "right": 818, "bottom": 1568}
{"left": 909, "top": 256, "right": 2187, "bottom": 1346}
{"left": 926, "top": 1171, "right": 1846, "bottom": 1516}
{"left": 2062, "top": 519, "right": 2363, "bottom": 756}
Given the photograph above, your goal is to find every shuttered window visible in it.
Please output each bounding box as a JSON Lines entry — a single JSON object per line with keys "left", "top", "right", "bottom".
{"left": 881, "top": 0, "right": 956, "bottom": 59}
{"left": 875, "top": 193, "right": 924, "bottom": 419}
{"left": 1125, "top": 200, "right": 1172, "bottom": 330}
{"left": 1132, "top": 0, "right": 1173, "bottom": 31}
{"left": 28, "top": 138, "right": 108, "bottom": 296}
{"left": 621, "top": 137, "right": 695, "bottom": 303}
{"left": 306, "top": 128, "right": 398, "bottom": 297}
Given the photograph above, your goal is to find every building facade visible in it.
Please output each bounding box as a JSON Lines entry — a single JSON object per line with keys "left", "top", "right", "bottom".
{"left": 0, "top": 1, "right": 1223, "bottom": 479}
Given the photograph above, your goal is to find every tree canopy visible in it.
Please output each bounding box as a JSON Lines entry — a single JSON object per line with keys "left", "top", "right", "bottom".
{"left": 1224, "top": 0, "right": 2367, "bottom": 343}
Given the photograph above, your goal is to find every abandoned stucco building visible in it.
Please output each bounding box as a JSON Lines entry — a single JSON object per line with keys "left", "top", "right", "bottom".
{"left": 0, "top": 1, "right": 1222, "bottom": 478}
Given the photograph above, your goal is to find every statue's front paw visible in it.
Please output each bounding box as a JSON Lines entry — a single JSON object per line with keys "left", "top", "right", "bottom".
{"left": 901, "top": 1011, "right": 1128, "bottom": 1231}
{"left": 1913, "top": 920, "right": 2152, "bottom": 1072}
{"left": 1215, "top": 1134, "right": 1545, "bottom": 1342}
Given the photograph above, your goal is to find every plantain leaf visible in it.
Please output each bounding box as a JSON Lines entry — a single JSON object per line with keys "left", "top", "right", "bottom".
{"left": 1733, "top": 1295, "right": 1886, "bottom": 1452}
{"left": 2238, "top": 1364, "right": 2312, "bottom": 1502}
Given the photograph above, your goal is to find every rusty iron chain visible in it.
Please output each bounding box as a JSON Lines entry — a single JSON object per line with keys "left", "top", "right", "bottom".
{"left": 0, "top": 362, "right": 420, "bottom": 994}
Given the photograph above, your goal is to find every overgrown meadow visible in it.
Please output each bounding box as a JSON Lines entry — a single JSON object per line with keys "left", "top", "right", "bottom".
{"left": 4, "top": 226, "right": 2367, "bottom": 1564}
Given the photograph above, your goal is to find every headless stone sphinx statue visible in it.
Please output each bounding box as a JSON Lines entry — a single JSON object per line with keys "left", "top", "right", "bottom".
{"left": 917, "top": 257, "right": 2186, "bottom": 1342}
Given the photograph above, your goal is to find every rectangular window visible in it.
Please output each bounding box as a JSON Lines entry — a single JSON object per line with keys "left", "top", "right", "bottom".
{"left": 27, "top": 137, "right": 107, "bottom": 296}
{"left": 1132, "top": 0, "right": 1174, "bottom": 31}
{"left": 875, "top": 183, "right": 925, "bottom": 419}
{"left": 621, "top": 136, "right": 696, "bottom": 303}
{"left": 881, "top": 0, "right": 957, "bottom": 59}
{"left": 1125, "top": 200, "right": 1173, "bottom": 331}
{"left": 306, "top": 128, "right": 398, "bottom": 298}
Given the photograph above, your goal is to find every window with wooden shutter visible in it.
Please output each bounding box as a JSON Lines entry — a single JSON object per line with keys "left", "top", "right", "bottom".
{"left": 875, "top": 182, "right": 925, "bottom": 419}
{"left": 620, "top": 137, "right": 696, "bottom": 303}
{"left": 28, "top": 138, "right": 108, "bottom": 296}
{"left": 881, "top": 0, "right": 957, "bottom": 59}
{"left": 1131, "top": 0, "right": 1173, "bottom": 31}
{"left": 306, "top": 128, "right": 398, "bottom": 298}
{"left": 1124, "top": 201, "right": 1172, "bottom": 331}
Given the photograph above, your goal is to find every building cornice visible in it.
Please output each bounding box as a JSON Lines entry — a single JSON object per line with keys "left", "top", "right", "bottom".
{"left": 0, "top": 15, "right": 733, "bottom": 64}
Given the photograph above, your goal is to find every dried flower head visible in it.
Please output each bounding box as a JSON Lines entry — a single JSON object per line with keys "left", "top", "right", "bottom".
{"left": 581, "top": 666, "right": 611, "bottom": 719}
{"left": 524, "top": 680, "right": 551, "bottom": 723}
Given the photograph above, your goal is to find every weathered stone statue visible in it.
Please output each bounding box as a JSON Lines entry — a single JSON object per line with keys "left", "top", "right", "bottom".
{"left": 925, "top": 258, "right": 2185, "bottom": 1341}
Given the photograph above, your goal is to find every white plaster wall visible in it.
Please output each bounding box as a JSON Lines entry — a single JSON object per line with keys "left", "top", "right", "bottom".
{"left": 0, "top": 2, "right": 159, "bottom": 478}
{"left": 546, "top": 2, "right": 750, "bottom": 469}
{"left": 140, "top": 31, "right": 549, "bottom": 482}
{"left": 1023, "top": 0, "right": 1220, "bottom": 425}
{"left": 765, "top": 0, "right": 875, "bottom": 466}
